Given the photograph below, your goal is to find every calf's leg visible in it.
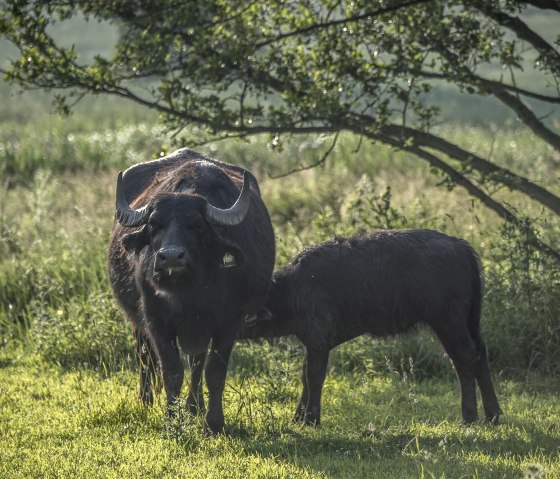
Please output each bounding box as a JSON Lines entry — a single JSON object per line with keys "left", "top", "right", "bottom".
{"left": 295, "top": 346, "right": 329, "bottom": 425}
{"left": 473, "top": 338, "right": 501, "bottom": 423}
{"left": 434, "top": 324, "right": 479, "bottom": 424}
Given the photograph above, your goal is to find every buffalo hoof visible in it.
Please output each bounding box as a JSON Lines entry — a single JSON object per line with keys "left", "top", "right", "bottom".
{"left": 186, "top": 395, "right": 205, "bottom": 416}
{"left": 139, "top": 390, "right": 154, "bottom": 406}
{"left": 294, "top": 407, "right": 320, "bottom": 426}
{"left": 204, "top": 413, "right": 225, "bottom": 436}
{"left": 462, "top": 414, "right": 479, "bottom": 426}
{"left": 203, "top": 423, "right": 225, "bottom": 436}
{"left": 485, "top": 411, "right": 501, "bottom": 425}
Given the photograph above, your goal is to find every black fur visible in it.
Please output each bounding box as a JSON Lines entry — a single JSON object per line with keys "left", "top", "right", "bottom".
{"left": 108, "top": 148, "right": 275, "bottom": 434}
{"left": 241, "top": 229, "right": 501, "bottom": 425}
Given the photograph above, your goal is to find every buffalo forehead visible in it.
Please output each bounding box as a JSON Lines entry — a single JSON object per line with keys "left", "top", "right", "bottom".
{"left": 151, "top": 194, "right": 206, "bottom": 219}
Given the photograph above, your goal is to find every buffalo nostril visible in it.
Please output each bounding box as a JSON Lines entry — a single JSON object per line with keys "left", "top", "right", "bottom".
{"left": 156, "top": 247, "right": 188, "bottom": 270}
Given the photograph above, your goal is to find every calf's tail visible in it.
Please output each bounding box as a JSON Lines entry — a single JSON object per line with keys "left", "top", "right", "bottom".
{"left": 467, "top": 249, "right": 485, "bottom": 354}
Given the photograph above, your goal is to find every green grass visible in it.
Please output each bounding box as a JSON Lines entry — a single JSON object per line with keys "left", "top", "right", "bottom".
{"left": 1, "top": 347, "right": 558, "bottom": 479}
{"left": 0, "top": 139, "right": 558, "bottom": 477}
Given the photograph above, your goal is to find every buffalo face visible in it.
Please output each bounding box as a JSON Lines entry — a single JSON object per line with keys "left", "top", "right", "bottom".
{"left": 116, "top": 172, "right": 252, "bottom": 286}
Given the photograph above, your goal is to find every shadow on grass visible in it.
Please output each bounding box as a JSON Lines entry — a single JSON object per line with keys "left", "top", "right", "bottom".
{"left": 70, "top": 369, "right": 560, "bottom": 478}
{"left": 220, "top": 423, "right": 531, "bottom": 478}
{"left": 221, "top": 374, "right": 559, "bottom": 477}
{"left": 0, "top": 357, "right": 14, "bottom": 369}
{"left": 75, "top": 394, "right": 559, "bottom": 478}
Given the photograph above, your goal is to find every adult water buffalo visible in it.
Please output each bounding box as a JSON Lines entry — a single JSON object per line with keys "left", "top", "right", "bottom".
{"left": 241, "top": 229, "right": 501, "bottom": 425}
{"left": 108, "top": 148, "right": 275, "bottom": 434}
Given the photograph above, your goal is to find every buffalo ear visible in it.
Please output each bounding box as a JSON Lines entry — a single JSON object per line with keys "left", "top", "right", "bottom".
{"left": 121, "top": 227, "right": 148, "bottom": 256}
{"left": 212, "top": 228, "right": 246, "bottom": 268}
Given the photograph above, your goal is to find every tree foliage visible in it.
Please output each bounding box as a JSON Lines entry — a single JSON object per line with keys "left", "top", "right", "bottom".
{"left": 1, "top": 0, "right": 559, "bottom": 254}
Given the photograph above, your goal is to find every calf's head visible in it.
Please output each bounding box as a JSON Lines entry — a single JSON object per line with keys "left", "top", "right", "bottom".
{"left": 114, "top": 171, "right": 251, "bottom": 282}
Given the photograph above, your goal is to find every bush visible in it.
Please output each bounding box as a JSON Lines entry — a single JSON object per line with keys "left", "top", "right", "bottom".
{"left": 483, "top": 220, "right": 560, "bottom": 375}
{"left": 0, "top": 169, "right": 133, "bottom": 370}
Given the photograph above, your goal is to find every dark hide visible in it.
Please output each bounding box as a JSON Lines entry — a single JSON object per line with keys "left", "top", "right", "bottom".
{"left": 108, "top": 148, "right": 275, "bottom": 434}
{"left": 241, "top": 229, "right": 501, "bottom": 425}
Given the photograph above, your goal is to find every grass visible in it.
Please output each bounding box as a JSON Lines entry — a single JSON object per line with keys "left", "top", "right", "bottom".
{"left": 0, "top": 144, "right": 559, "bottom": 476}
{"left": 1, "top": 347, "right": 559, "bottom": 479}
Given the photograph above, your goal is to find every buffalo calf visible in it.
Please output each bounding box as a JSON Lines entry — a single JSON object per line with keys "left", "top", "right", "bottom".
{"left": 241, "top": 229, "right": 501, "bottom": 425}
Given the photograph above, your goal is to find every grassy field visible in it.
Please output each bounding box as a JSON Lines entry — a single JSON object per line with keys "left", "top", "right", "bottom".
{"left": 1, "top": 13, "right": 560, "bottom": 477}
{"left": 1, "top": 121, "right": 559, "bottom": 477}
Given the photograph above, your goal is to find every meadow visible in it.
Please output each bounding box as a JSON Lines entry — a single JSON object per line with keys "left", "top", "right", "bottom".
{"left": 1, "top": 100, "right": 559, "bottom": 477}
{"left": 1, "top": 20, "right": 560, "bottom": 476}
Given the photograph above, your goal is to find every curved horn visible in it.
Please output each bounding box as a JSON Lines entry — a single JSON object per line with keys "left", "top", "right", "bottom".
{"left": 205, "top": 171, "right": 252, "bottom": 226}
{"left": 115, "top": 171, "right": 151, "bottom": 227}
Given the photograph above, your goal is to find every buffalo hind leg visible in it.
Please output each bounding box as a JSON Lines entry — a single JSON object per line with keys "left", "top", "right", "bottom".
{"left": 134, "top": 330, "right": 159, "bottom": 406}
{"left": 473, "top": 338, "right": 501, "bottom": 423}
{"left": 204, "top": 336, "right": 234, "bottom": 435}
{"left": 295, "top": 347, "right": 329, "bottom": 426}
{"left": 186, "top": 352, "right": 207, "bottom": 415}
{"left": 435, "top": 326, "right": 479, "bottom": 424}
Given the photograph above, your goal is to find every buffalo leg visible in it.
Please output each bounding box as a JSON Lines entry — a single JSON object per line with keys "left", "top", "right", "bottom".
{"left": 150, "top": 331, "right": 184, "bottom": 414}
{"left": 295, "top": 347, "right": 329, "bottom": 425}
{"left": 473, "top": 338, "right": 501, "bottom": 423}
{"left": 435, "top": 325, "right": 479, "bottom": 424}
{"left": 204, "top": 336, "right": 234, "bottom": 434}
{"left": 134, "top": 329, "right": 158, "bottom": 405}
{"left": 186, "top": 352, "right": 206, "bottom": 415}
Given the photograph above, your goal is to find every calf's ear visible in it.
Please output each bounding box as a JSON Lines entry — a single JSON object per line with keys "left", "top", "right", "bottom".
{"left": 121, "top": 226, "right": 148, "bottom": 256}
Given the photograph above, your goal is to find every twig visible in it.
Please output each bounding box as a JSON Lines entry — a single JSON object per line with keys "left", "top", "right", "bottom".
{"left": 269, "top": 132, "right": 340, "bottom": 179}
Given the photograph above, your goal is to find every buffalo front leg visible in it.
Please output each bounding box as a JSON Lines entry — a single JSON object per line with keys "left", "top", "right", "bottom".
{"left": 186, "top": 352, "right": 207, "bottom": 416}
{"left": 204, "top": 337, "right": 235, "bottom": 435}
{"left": 134, "top": 329, "right": 159, "bottom": 405}
{"left": 150, "top": 332, "right": 184, "bottom": 415}
{"left": 295, "top": 347, "right": 329, "bottom": 425}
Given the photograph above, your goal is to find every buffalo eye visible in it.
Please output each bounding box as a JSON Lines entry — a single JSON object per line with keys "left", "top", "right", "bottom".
{"left": 189, "top": 219, "right": 205, "bottom": 232}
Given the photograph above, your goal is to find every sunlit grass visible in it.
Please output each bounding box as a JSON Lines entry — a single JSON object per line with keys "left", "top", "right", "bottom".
{"left": 0, "top": 348, "right": 558, "bottom": 479}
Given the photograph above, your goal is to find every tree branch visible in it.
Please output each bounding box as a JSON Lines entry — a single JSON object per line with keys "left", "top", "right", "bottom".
{"left": 413, "top": 68, "right": 560, "bottom": 104}
{"left": 524, "top": 0, "right": 560, "bottom": 12}
{"left": 433, "top": 45, "right": 560, "bottom": 153}
{"left": 270, "top": 131, "right": 340, "bottom": 178}
{"left": 347, "top": 117, "right": 560, "bottom": 216}
{"left": 491, "top": 89, "right": 560, "bottom": 151}
{"left": 476, "top": 3, "right": 560, "bottom": 75}
{"left": 255, "top": 0, "right": 432, "bottom": 48}
{"left": 374, "top": 132, "right": 560, "bottom": 261}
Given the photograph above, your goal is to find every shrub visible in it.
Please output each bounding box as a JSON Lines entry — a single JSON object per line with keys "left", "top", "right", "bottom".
{"left": 483, "top": 219, "right": 560, "bottom": 375}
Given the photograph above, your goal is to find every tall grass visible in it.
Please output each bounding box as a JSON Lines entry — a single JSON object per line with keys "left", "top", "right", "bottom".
{"left": 1, "top": 121, "right": 558, "bottom": 377}
{"left": 0, "top": 117, "right": 163, "bottom": 184}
